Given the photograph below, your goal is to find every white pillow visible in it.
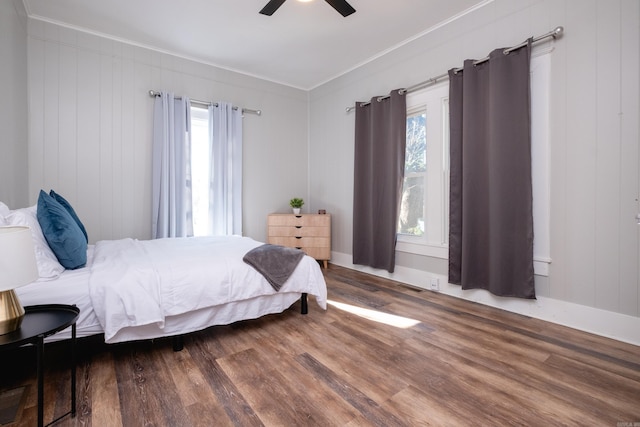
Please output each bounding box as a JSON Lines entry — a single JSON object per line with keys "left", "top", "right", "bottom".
{"left": 0, "top": 202, "right": 9, "bottom": 225}
{"left": 0, "top": 201, "right": 9, "bottom": 217}
{"left": 4, "top": 205, "right": 65, "bottom": 280}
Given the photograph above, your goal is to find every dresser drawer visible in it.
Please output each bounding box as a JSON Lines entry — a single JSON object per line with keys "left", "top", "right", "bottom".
{"left": 266, "top": 238, "right": 330, "bottom": 261}
{"left": 301, "top": 246, "right": 331, "bottom": 260}
{"left": 268, "top": 226, "right": 330, "bottom": 238}
{"left": 267, "top": 214, "right": 330, "bottom": 227}
{"left": 267, "top": 236, "right": 329, "bottom": 248}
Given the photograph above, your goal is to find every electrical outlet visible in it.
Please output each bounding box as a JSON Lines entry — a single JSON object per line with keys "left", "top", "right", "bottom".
{"left": 429, "top": 278, "right": 440, "bottom": 291}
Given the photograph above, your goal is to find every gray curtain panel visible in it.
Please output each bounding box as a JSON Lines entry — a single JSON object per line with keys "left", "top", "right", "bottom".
{"left": 448, "top": 40, "right": 535, "bottom": 299}
{"left": 353, "top": 90, "right": 406, "bottom": 273}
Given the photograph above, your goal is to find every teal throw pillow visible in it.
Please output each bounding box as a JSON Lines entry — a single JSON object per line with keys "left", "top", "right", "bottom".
{"left": 49, "top": 189, "right": 88, "bottom": 242}
{"left": 37, "top": 190, "right": 87, "bottom": 269}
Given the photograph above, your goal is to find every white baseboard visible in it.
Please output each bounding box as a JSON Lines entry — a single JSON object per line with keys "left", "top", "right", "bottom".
{"left": 330, "top": 251, "right": 640, "bottom": 346}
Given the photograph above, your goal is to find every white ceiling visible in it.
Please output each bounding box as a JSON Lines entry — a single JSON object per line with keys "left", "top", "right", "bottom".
{"left": 23, "top": 0, "right": 489, "bottom": 90}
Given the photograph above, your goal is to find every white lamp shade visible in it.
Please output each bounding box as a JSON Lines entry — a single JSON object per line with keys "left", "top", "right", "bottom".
{"left": 0, "top": 226, "right": 39, "bottom": 291}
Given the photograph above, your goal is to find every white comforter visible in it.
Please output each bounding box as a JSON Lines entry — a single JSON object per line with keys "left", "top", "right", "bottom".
{"left": 89, "top": 236, "right": 327, "bottom": 343}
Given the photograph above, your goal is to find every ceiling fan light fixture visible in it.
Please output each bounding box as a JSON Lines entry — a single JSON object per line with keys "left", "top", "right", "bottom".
{"left": 259, "top": 0, "right": 355, "bottom": 17}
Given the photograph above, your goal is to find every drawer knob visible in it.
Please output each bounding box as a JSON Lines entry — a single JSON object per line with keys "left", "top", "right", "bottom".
{"left": 295, "top": 247, "right": 302, "bottom": 250}
{"left": 295, "top": 226, "right": 302, "bottom": 229}
{"left": 295, "top": 236, "right": 302, "bottom": 239}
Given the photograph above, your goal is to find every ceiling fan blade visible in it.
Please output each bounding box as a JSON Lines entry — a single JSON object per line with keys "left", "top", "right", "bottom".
{"left": 324, "top": 0, "right": 356, "bottom": 17}
{"left": 259, "top": 0, "right": 287, "bottom": 16}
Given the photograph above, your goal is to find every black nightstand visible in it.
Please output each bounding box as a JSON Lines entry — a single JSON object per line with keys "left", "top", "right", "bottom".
{"left": 0, "top": 304, "right": 80, "bottom": 427}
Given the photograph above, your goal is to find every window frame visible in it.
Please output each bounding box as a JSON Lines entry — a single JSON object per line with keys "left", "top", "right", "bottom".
{"left": 396, "top": 82, "right": 450, "bottom": 259}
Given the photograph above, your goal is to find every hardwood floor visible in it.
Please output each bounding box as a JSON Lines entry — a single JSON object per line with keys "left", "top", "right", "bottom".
{"left": 2, "top": 264, "right": 639, "bottom": 426}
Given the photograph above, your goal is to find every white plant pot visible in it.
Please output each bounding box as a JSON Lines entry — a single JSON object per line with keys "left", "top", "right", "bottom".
{"left": 292, "top": 208, "right": 301, "bottom": 215}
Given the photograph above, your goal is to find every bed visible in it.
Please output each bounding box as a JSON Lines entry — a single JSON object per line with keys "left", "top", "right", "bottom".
{"left": 1, "top": 199, "right": 327, "bottom": 349}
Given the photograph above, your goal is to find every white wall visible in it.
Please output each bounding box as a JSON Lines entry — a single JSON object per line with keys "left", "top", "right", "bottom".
{"left": 309, "top": 0, "right": 640, "bottom": 343}
{"left": 26, "top": 19, "right": 310, "bottom": 243}
{"left": 0, "top": 0, "right": 29, "bottom": 208}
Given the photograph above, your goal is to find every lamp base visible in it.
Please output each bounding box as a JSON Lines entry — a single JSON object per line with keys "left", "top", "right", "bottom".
{"left": 0, "top": 290, "right": 25, "bottom": 335}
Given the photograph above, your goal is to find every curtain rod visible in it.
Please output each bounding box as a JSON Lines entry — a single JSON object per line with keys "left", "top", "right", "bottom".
{"left": 345, "top": 26, "right": 564, "bottom": 113}
{"left": 148, "top": 90, "right": 262, "bottom": 116}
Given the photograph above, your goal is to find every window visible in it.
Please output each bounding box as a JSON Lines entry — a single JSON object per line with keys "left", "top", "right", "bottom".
{"left": 190, "top": 105, "right": 210, "bottom": 237}
{"left": 398, "top": 109, "right": 426, "bottom": 236}
{"left": 396, "top": 49, "right": 551, "bottom": 275}
{"left": 397, "top": 83, "right": 449, "bottom": 258}
{"left": 189, "top": 102, "right": 243, "bottom": 237}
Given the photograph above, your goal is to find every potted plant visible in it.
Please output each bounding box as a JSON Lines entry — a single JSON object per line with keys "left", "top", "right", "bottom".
{"left": 289, "top": 198, "right": 304, "bottom": 215}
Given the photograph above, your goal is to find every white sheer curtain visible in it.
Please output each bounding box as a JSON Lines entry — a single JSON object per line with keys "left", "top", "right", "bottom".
{"left": 207, "top": 102, "right": 243, "bottom": 236}
{"left": 151, "top": 92, "right": 193, "bottom": 238}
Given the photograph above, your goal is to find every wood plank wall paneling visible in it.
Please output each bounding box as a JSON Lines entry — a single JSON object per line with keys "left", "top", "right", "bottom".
{"left": 594, "top": 0, "right": 623, "bottom": 313}
{"left": 27, "top": 34, "right": 45, "bottom": 199}
{"left": 1, "top": 265, "right": 638, "bottom": 426}
{"left": 98, "top": 52, "right": 114, "bottom": 240}
{"left": 0, "top": 0, "right": 28, "bottom": 208}
{"left": 619, "top": 0, "right": 640, "bottom": 316}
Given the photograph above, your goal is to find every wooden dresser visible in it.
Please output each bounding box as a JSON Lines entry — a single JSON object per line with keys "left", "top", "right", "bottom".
{"left": 267, "top": 214, "right": 331, "bottom": 268}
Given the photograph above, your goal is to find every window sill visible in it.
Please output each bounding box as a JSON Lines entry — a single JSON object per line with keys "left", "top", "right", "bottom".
{"left": 396, "top": 241, "right": 448, "bottom": 259}
{"left": 396, "top": 241, "right": 551, "bottom": 277}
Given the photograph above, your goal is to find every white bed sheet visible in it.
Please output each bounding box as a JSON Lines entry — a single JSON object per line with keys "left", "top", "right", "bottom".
{"left": 16, "top": 246, "right": 102, "bottom": 341}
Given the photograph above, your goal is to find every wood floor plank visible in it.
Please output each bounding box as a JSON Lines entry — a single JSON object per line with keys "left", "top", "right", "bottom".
{"left": 294, "top": 318, "right": 409, "bottom": 405}
{"left": 89, "top": 350, "right": 122, "bottom": 427}
{"left": 543, "top": 353, "right": 640, "bottom": 418}
{"left": 75, "top": 358, "right": 94, "bottom": 426}
{"left": 385, "top": 385, "right": 469, "bottom": 427}
{"left": 113, "top": 341, "right": 191, "bottom": 426}
{"left": 220, "top": 348, "right": 333, "bottom": 426}
{"left": 162, "top": 340, "right": 219, "bottom": 416}
{"left": 259, "top": 337, "right": 363, "bottom": 425}
{"left": 295, "top": 352, "right": 407, "bottom": 427}
{"left": 188, "top": 338, "right": 263, "bottom": 426}
{"left": 42, "top": 344, "right": 71, "bottom": 424}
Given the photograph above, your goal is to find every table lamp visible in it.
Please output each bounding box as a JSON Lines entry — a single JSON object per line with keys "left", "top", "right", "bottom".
{"left": 0, "top": 226, "right": 39, "bottom": 335}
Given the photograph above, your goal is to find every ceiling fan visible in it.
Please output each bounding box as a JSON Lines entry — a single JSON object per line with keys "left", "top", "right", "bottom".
{"left": 259, "top": 0, "right": 356, "bottom": 17}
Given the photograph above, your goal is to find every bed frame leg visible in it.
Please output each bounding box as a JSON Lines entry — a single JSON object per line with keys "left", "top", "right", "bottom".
{"left": 172, "top": 335, "right": 184, "bottom": 351}
{"left": 301, "top": 293, "right": 308, "bottom": 315}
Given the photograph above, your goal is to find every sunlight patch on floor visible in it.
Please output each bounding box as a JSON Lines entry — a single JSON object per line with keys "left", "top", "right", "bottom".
{"left": 327, "top": 300, "right": 421, "bottom": 328}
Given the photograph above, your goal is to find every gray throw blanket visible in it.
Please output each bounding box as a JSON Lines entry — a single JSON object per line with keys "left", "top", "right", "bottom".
{"left": 243, "top": 244, "right": 305, "bottom": 291}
